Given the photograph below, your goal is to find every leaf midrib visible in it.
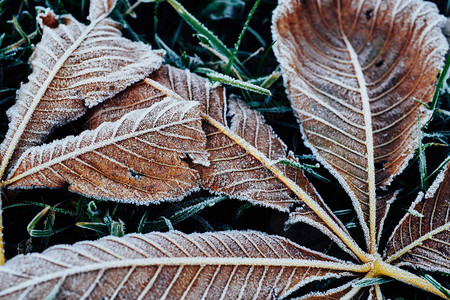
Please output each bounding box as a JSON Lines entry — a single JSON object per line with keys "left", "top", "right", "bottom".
{"left": 342, "top": 33, "right": 377, "bottom": 255}
{"left": 3, "top": 107, "right": 200, "bottom": 186}
{"left": 0, "top": 256, "right": 369, "bottom": 297}
{"left": 143, "top": 78, "right": 371, "bottom": 262}
{"left": 0, "top": 12, "right": 109, "bottom": 179}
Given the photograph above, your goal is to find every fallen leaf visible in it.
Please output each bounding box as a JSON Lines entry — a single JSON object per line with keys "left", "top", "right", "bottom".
{"left": 272, "top": 0, "right": 448, "bottom": 251}
{"left": 86, "top": 65, "right": 358, "bottom": 256}
{"left": 384, "top": 161, "right": 450, "bottom": 272}
{"left": 5, "top": 98, "right": 208, "bottom": 204}
{"left": 0, "top": 0, "right": 163, "bottom": 177}
{"left": 0, "top": 231, "right": 361, "bottom": 299}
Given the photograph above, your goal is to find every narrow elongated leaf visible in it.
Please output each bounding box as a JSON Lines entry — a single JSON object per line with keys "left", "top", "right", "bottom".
{"left": 86, "top": 65, "right": 362, "bottom": 258}
{"left": 0, "top": 231, "right": 363, "bottom": 299}
{"left": 299, "top": 280, "right": 374, "bottom": 300}
{"left": 272, "top": 0, "right": 448, "bottom": 250}
{"left": 384, "top": 161, "right": 450, "bottom": 272}
{"left": 0, "top": 0, "right": 163, "bottom": 176}
{"left": 4, "top": 98, "right": 208, "bottom": 204}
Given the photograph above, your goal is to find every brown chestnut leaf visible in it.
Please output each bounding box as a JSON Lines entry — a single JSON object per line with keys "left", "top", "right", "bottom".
{"left": 0, "top": 0, "right": 449, "bottom": 298}
{"left": 85, "top": 65, "right": 359, "bottom": 257}
{"left": 384, "top": 161, "right": 450, "bottom": 272}
{"left": 4, "top": 98, "right": 208, "bottom": 204}
{"left": 0, "top": 231, "right": 362, "bottom": 299}
{"left": 0, "top": 0, "right": 164, "bottom": 178}
{"left": 272, "top": 0, "right": 448, "bottom": 252}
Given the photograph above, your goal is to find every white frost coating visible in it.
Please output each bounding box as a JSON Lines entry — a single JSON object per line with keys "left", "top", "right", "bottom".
{"left": 424, "top": 160, "right": 449, "bottom": 199}
{"left": 297, "top": 280, "right": 357, "bottom": 300}
{"left": 6, "top": 98, "right": 208, "bottom": 205}
{"left": 383, "top": 160, "right": 449, "bottom": 260}
{"left": 376, "top": 190, "right": 399, "bottom": 245}
{"left": 88, "top": 0, "right": 117, "bottom": 21}
{"left": 272, "top": 0, "right": 449, "bottom": 252}
{"left": 0, "top": 0, "right": 164, "bottom": 176}
{"left": 0, "top": 231, "right": 359, "bottom": 299}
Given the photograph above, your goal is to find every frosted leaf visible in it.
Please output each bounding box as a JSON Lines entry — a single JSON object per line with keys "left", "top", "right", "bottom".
{"left": 88, "top": 0, "right": 116, "bottom": 20}
{"left": 5, "top": 98, "right": 208, "bottom": 205}
{"left": 384, "top": 161, "right": 450, "bottom": 273}
{"left": 298, "top": 280, "right": 375, "bottom": 300}
{"left": 0, "top": 231, "right": 359, "bottom": 299}
{"left": 0, "top": 0, "right": 164, "bottom": 177}
{"left": 85, "top": 65, "right": 226, "bottom": 129}
{"left": 86, "top": 65, "right": 357, "bottom": 256}
{"left": 272, "top": 0, "right": 448, "bottom": 250}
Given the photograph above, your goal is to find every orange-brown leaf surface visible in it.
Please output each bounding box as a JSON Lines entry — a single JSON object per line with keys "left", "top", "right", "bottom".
{"left": 384, "top": 161, "right": 450, "bottom": 272}
{"left": 299, "top": 280, "right": 375, "bottom": 300}
{"left": 272, "top": 0, "right": 448, "bottom": 249}
{"left": 86, "top": 65, "right": 355, "bottom": 255}
{"left": 0, "top": 231, "right": 361, "bottom": 299}
{"left": 86, "top": 66, "right": 315, "bottom": 211}
{"left": 0, "top": 0, "right": 163, "bottom": 177}
{"left": 5, "top": 98, "right": 208, "bottom": 204}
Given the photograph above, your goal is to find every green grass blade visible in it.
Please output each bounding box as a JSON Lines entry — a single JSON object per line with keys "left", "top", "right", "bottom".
{"left": 430, "top": 56, "right": 450, "bottom": 111}
{"left": 225, "top": 0, "right": 261, "bottom": 74}
{"left": 421, "top": 273, "right": 450, "bottom": 299}
{"left": 76, "top": 222, "right": 109, "bottom": 235}
{"left": 353, "top": 277, "right": 393, "bottom": 287}
{"left": 417, "top": 110, "right": 428, "bottom": 191}
{"left": 203, "top": 71, "right": 271, "bottom": 95}
{"left": 166, "top": 0, "right": 249, "bottom": 77}
{"left": 27, "top": 206, "right": 51, "bottom": 236}
{"left": 143, "top": 196, "right": 226, "bottom": 231}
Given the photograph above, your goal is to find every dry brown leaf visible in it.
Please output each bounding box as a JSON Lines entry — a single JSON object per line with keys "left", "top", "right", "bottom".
{"left": 0, "top": 0, "right": 163, "bottom": 177}
{"left": 384, "top": 161, "right": 450, "bottom": 272}
{"left": 85, "top": 65, "right": 358, "bottom": 257}
{"left": 298, "top": 280, "right": 375, "bottom": 300}
{"left": 199, "top": 97, "right": 356, "bottom": 254}
{"left": 0, "top": 231, "right": 363, "bottom": 299}
{"left": 4, "top": 98, "right": 208, "bottom": 204}
{"left": 85, "top": 65, "right": 226, "bottom": 129}
{"left": 272, "top": 0, "right": 448, "bottom": 251}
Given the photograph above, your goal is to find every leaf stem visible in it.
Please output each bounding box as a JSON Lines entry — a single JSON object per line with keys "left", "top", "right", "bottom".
{"left": 373, "top": 260, "right": 448, "bottom": 298}
{"left": 201, "top": 113, "right": 372, "bottom": 263}
{"left": 142, "top": 77, "right": 371, "bottom": 262}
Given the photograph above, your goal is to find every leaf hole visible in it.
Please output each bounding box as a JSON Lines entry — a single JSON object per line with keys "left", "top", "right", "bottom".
{"left": 129, "top": 169, "right": 145, "bottom": 179}
{"left": 365, "top": 8, "right": 374, "bottom": 21}
{"left": 375, "top": 60, "right": 384, "bottom": 67}
{"left": 375, "top": 161, "right": 387, "bottom": 170}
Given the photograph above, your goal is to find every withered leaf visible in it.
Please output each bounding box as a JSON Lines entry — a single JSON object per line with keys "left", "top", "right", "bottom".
{"left": 272, "top": 0, "right": 448, "bottom": 250}
{"left": 0, "top": 0, "right": 163, "bottom": 177}
{"left": 299, "top": 280, "right": 374, "bottom": 300}
{"left": 384, "top": 161, "right": 450, "bottom": 272}
{"left": 86, "top": 65, "right": 358, "bottom": 257}
{"left": 0, "top": 231, "right": 361, "bottom": 299}
{"left": 86, "top": 65, "right": 226, "bottom": 129}
{"left": 5, "top": 98, "right": 208, "bottom": 204}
